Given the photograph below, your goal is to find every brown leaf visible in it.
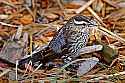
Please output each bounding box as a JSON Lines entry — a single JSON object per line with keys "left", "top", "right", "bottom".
{"left": 19, "top": 15, "right": 33, "bottom": 25}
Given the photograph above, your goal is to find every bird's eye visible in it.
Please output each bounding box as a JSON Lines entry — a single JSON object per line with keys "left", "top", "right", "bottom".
{"left": 89, "top": 19, "right": 97, "bottom": 27}
{"left": 89, "top": 17, "right": 94, "bottom": 21}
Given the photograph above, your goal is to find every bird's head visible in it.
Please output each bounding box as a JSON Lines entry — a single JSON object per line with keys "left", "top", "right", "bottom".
{"left": 67, "top": 15, "right": 98, "bottom": 32}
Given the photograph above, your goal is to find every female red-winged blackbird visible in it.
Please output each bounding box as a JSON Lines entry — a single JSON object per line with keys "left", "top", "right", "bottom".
{"left": 19, "top": 15, "right": 97, "bottom": 68}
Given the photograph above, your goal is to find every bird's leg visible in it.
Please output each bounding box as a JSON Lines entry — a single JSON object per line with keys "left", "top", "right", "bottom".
{"left": 61, "top": 54, "right": 80, "bottom": 72}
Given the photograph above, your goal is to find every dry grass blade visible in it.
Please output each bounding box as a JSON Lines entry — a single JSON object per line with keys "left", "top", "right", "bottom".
{"left": 14, "top": 25, "right": 23, "bottom": 40}
{"left": 87, "top": 7, "right": 107, "bottom": 27}
{"left": 98, "top": 26, "right": 125, "bottom": 43}
{"left": 29, "top": 32, "right": 33, "bottom": 56}
{"left": 0, "top": 22, "right": 19, "bottom": 28}
{"left": 25, "top": 5, "right": 35, "bottom": 21}
{"left": 103, "top": 0, "right": 119, "bottom": 8}
{"left": 2, "top": 1, "right": 16, "bottom": 8}
{"left": 0, "top": 69, "right": 11, "bottom": 77}
{"left": 16, "top": 60, "right": 18, "bottom": 80}
{"left": 80, "top": 45, "right": 103, "bottom": 55}
{"left": 57, "top": 0, "right": 64, "bottom": 11}
{"left": 75, "top": 0, "right": 96, "bottom": 14}
{"left": 22, "top": 61, "right": 32, "bottom": 77}
{"left": 25, "top": 63, "right": 43, "bottom": 79}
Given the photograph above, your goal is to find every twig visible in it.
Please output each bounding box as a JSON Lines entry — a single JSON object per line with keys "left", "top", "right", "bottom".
{"left": 103, "top": 0, "right": 119, "bottom": 8}
{"left": 57, "top": 0, "right": 66, "bottom": 15}
{"left": 0, "top": 69, "right": 11, "bottom": 77}
{"left": 57, "top": 0, "right": 64, "bottom": 10}
{"left": 0, "top": 21, "right": 19, "bottom": 28}
{"left": 24, "top": 63, "right": 43, "bottom": 79}
{"left": 30, "top": 63, "right": 42, "bottom": 75}
{"left": 32, "top": 0, "right": 35, "bottom": 9}
{"left": 14, "top": 25, "right": 23, "bottom": 40}
{"left": 87, "top": 7, "right": 107, "bottom": 27}
{"left": 23, "top": 60, "right": 32, "bottom": 77}
{"left": 25, "top": 5, "right": 35, "bottom": 21}
{"left": 29, "top": 31, "right": 33, "bottom": 55}
{"left": 98, "top": 26, "right": 125, "bottom": 43}
{"left": 12, "top": 68, "right": 25, "bottom": 73}
{"left": 16, "top": 60, "right": 18, "bottom": 80}
{"left": 75, "top": 0, "right": 96, "bottom": 14}
{"left": 80, "top": 45, "right": 103, "bottom": 55}
{"left": 2, "top": 1, "right": 16, "bottom": 8}
{"left": 109, "top": 58, "right": 118, "bottom": 67}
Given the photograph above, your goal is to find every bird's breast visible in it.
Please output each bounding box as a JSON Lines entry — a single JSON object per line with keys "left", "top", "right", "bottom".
{"left": 63, "top": 30, "right": 90, "bottom": 57}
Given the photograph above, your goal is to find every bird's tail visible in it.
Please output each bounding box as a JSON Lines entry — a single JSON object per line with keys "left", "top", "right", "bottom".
{"left": 18, "top": 51, "right": 43, "bottom": 68}
{"left": 18, "top": 47, "right": 56, "bottom": 69}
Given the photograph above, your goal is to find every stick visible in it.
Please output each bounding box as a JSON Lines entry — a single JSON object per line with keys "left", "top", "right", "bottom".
{"left": 103, "top": 0, "right": 119, "bottom": 8}
{"left": 75, "top": 0, "right": 96, "bottom": 14}
{"left": 98, "top": 26, "right": 125, "bottom": 43}
{"left": 0, "top": 69, "right": 11, "bottom": 77}
{"left": 0, "top": 21, "right": 19, "bottom": 28}
{"left": 16, "top": 60, "right": 18, "bottom": 80}
{"left": 80, "top": 45, "right": 103, "bottom": 54}
{"left": 87, "top": 7, "right": 107, "bottom": 27}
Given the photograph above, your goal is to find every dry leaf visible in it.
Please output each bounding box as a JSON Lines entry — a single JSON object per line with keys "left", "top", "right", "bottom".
{"left": 77, "top": 57, "right": 99, "bottom": 76}
{"left": 19, "top": 15, "right": 33, "bottom": 25}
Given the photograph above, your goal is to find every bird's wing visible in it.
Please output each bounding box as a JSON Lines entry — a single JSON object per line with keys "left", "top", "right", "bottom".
{"left": 48, "top": 28, "right": 67, "bottom": 53}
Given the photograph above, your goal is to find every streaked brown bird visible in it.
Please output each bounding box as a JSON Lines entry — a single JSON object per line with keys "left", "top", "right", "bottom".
{"left": 19, "top": 15, "right": 97, "bottom": 68}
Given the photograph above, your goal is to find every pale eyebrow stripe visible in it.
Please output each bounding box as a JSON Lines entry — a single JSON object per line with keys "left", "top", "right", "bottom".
{"left": 74, "top": 19, "right": 87, "bottom": 24}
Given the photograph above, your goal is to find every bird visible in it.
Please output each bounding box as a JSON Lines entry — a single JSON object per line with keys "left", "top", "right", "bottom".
{"left": 18, "top": 15, "right": 97, "bottom": 69}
